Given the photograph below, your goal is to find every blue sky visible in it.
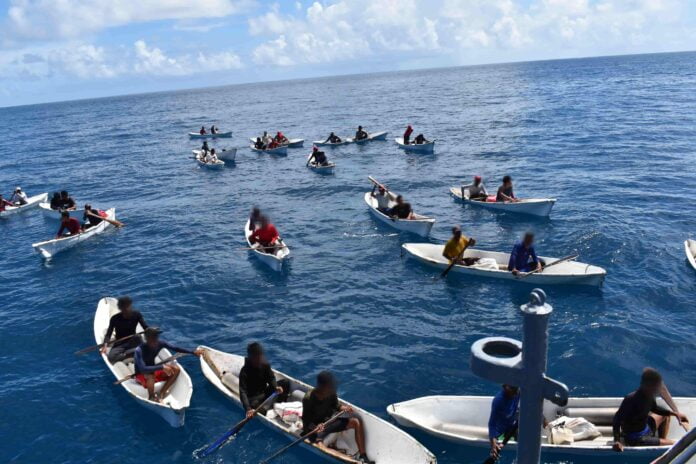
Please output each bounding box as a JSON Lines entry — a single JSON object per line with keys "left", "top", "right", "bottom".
{"left": 1, "top": 0, "right": 694, "bottom": 107}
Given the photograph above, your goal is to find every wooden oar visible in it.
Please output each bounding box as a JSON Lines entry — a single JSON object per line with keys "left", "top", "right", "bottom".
{"left": 259, "top": 410, "right": 345, "bottom": 464}
{"left": 74, "top": 331, "right": 144, "bottom": 355}
{"left": 113, "top": 353, "right": 189, "bottom": 385}
{"left": 200, "top": 392, "right": 279, "bottom": 457}
{"left": 517, "top": 254, "right": 579, "bottom": 279}
{"left": 86, "top": 211, "right": 124, "bottom": 228}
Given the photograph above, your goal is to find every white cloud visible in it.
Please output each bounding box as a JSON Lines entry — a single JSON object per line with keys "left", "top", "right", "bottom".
{"left": 133, "top": 40, "right": 243, "bottom": 75}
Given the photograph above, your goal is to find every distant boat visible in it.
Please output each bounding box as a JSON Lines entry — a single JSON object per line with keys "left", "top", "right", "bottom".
{"left": 249, "top": 145, "right": 288, "bottom": 156}
{"left": 395, "top": 137, "right": 435, "bottom": 153}
{"left": 249, "top": 137, "right": 304, "bottom": 148}
{"left": 450, "top": 187, "right": 556, "bottom": 217}
{"left": 0, "top": 192, "right": 47, "bottom": 218}
{"left": 189, "top": 131, "right": 232, "bottom": 139}
{"left": 685, "top": 239, "right": 696, "bottom": 271}
{"left": 32, "top": 208, "right": 117, "bottom": 259}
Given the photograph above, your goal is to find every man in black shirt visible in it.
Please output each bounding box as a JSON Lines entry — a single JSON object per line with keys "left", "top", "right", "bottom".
{"left": 389, "top": 195, "right": 414, "bottom": 219}
{"left": 613, "top": 368, "right": 689, "bottom": 451}
{"left": 101, "top": 296, "right": 148, "bottom": 363}
{"left": 58, "top": 190, "right": 77, "bottom": 210}
{"left": 239, "top": 342, "right": 284, "bottom": 418}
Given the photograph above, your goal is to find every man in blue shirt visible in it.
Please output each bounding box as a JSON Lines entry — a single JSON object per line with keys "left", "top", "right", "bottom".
{"left": 508, "top": 232, "right": 543, "bottom": 275}
{"left": 488, "top": 384, "right": 520, "bottom": 461}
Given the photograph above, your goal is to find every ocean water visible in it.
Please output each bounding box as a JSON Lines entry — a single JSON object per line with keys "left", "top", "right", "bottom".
{"left": 1, "top": 51, "right": 695, "bottom": 464}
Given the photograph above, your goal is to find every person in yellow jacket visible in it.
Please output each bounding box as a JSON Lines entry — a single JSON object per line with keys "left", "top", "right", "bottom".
{"left": 443, "top": 226, "right": 476, "bottom": 265}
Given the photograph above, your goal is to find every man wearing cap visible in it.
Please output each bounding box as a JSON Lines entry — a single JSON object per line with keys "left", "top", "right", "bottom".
{"left": 443, "top": 226, "right": 476, "bottom": 265}
{"left": 133, "top": 327, "right": 203, "bottom": 402}
{"left": 239, "top": 342, "right": 285, "bottom": 419}
{"left": 462, "top": 176, "right": 488, "bottom": 201}
{"left": 101, "top": 296, "right": 148, "bottom": 363}
{"left": 9, "top": 187, "right": 28, "bottom": 205}
{"left": 308, "top": 146, "right": 329, "bottom": 166}
{"left": 57, "top": 190, "right": 77, "bottom": 210}
{"left": 302, "top": 371, "right": 374, "bottom": 464}
{"left": 370, "top": 183, "right": 394, "bottom": 214}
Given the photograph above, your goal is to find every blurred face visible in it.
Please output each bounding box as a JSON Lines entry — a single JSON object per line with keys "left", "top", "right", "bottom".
{"left": 503, "top": 385, "right": 519, "bottom": 396}
{"left": 642, "top": 381, "right": 662, "bottom": 397}
{"left": 523, "top": 235, "right": 534, "bottom": 247}
{"left": 146, "top": 335, "right": 159, "bottom": 347}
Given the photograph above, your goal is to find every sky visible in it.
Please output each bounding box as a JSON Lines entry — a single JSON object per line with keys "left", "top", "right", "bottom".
{"left": 0, "top": 0, "right": 695, "bottom": 107}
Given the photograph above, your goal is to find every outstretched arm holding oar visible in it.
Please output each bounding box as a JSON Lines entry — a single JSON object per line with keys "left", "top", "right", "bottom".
{"left": 86, "top": 211, "right": 124, "bottom": 228}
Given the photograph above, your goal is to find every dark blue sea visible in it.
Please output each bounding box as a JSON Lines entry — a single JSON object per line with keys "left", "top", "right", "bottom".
{"left": 1, "top": 51, "right": 695, "bottom": 464}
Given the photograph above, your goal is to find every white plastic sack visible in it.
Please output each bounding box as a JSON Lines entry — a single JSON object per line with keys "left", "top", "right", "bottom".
{"left": 273, "top": 401, "right": 303, "bottom": 425}
{"left": 547, "top": 416, "right": 601, "bottom": 444}
{"left": 471, "top": 258, "right": 499, "bottom": 270}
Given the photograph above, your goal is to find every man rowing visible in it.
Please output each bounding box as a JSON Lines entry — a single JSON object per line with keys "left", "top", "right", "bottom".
{"left": 508, "top": 232, "right": 542, "bottom": 275}
{"left": 254, "top": 137, "right": 265, "bottom": 149}
{"left": 302, "top": 371, "right": 375, "bottom": 464}
{"left": 354, "top": 125, "right": 368, "bottom": 141}
{"left": 308, "top": 146, "right": 329, "bottom": 166}
{"left": 56, "top": 211, "right": 82, "bottom": 238}
{"left": 239, "top": 342, "right": 285, "bottom": 418}
{"left": 83, "top": 204, "right": 105, "bottom": 230}
{"left": 9, "top": 187, "right": 28, "bottom": 205}
{"left": 488, "top": 384, "right": 520, "bottom": 461}
{"left": 613, "top": 368, "right": 689, "bottom": 451}
{"left": 101, "top": 296, "right": 148, "bottom": 363}
{"left": 496, "top": 176, "right": 518, "bottom": 203}
{"left": 134, "top": 327, "right": 202, "bottom": 402}
{"left": 275, "top": 131, "right": 289, "bottom": 145}
{"left": 199, "top": 126, "right": 207, "bottom": 135}
{"left": 414, "top": 134, "right": 429, "bottom": 144}
{"left": 462, "top": 175, "right": 488, "bottom": 200}
{"left": 0, "top": 194, "right": 13, "bottom": 212}
{"left": 403, "top": 125, "right": 413, "bottom": 145}
{"left": 443, "top": 226, "right": 476, "bottom": 265}
{"left": 324, "top": 132, "right": 342, "bottom": 144}
{"left": 389, "top": 195, "right": 415, "bottom": 219}
{"left": 210, "top": 125, "right": 218, "bottom": 134}
{"left": 249, "top": 215, "right": 281, "bottom": 255}
{"left": 370, "top": 184, "right": 393, "bottom": 213}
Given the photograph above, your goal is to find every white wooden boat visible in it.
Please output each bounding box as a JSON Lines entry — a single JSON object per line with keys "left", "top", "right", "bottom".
{"left": 249, "top": 137, "right": 304, "bottom": 148}
{"left": 685, "top": 240, "right": 696, "bottom": 271}
{"left": 0, "top": 192, "right": 47, "bottom": 218}
{"left": 32, "top": 208, "right": 116, "bottom": 259}
{"left": 244, "top": 219, "right": 290, "bottom": 272}
{"left": 39, "top": 202, "right": 84, "bottom": 220}
{"left": 199, "top": 346, "right": 436, "bottom": 464}
{"left": 347, "top": 131, "right": 388, "bottom": 144}
{"left": 395, "top": 137, "right": 435, "bottom": 153}
{"left": 194, "top": 152, "right": 225, "bottom": 169}
{"left": 94, "top": 297, "right": 192, "bottom": 427}
{"left": 313, "top": 138, "right": 349, "bottom": 147}
{"left": 364, "top": 192, "right": 434, "bottom": 237}
{"left": 387, "top": 395, "right": 696, "bottom": 458}
{"left": 250, "top": 145, "right": 288, "bottom": 156}
{"left": 189, "top": 131, "right": 232, "bottom": 139}
{"left": 450, "top": 187, "right": 555, "bottom": 217}
{"left": 192, "top": 148, "right": 236, "bottom": 162}
{"left": 307, "top": 152, "right": 335, "bottom": 174}
{"left": 402, "top": 243, "right": 606, "bottom": 286}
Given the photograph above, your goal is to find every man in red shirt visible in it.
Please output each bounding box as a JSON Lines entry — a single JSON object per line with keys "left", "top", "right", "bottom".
{"left": 56, "top": 211, "right": 82, "bottom": 238}
{"left": 250, "top": 216, "right": 280, "bottom": 254}
{"left": 0, "top": 194, "right": 13, "bottom": 212}
{"left": 403, "top": 125, "right": 413, "bottom": 145}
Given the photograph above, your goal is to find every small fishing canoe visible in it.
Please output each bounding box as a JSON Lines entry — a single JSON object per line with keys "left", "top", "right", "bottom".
{"left": 194, "top": 152, "right": 225, "bottom": 169}
{"left": 387, "top": 395, "right": 696, "bottom": 458}
{"left": 250, "top": 145, "right": 288, "bottom": 156}
{"left": 395, "top": 137, "right": 435, "bottom": 153}
{"left": 0, "top": 192, "right": 47, "bottom": 218}
{"left": 192, "top": 148, "right": 236, "bottom": 162}
{"left": 94, "top": 297, "right": 192, "bottom": 427}
{"left": 685, "top": 239, "right": 696, "bottom": 271}
{"left": 39, "top": 202, "right": 84, "bottom": 220}
{"left": 307, "top": 153, "right": 335, "bottom": 174}
{"left": 32, "top": 208, "right": 116, "bottom": 259}
{"left": 189, "top": 131, "right": 232, "bottom": 139}
{"left": 401, "top": 243, "right": 606, "bottom": 286}
{"left": 249, "top": 137, "right": 304, "bottom": 148}
{"left": 244, "top": 219, "right": 290, "bottom": 272}
{"left": 347, "top": 131, "right": 388, "bottom": 144}
{"left": 199, "top": 346, "right": 437, "bottom": 464}
{"left": 313, "top": 138, "right": 349, "bottom": 147}
{"left": 450, "top": 187, "right": 556, "bottom": 217}
{"left": 364, "top": 193, "right": 434, "bottom": 237}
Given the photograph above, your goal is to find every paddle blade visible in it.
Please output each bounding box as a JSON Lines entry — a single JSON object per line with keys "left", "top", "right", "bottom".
{"left": 199, "top": 427, "right": 239, "bottom": 457}
{"left": 74, "top": 345, "right": 99, "bottom": 355}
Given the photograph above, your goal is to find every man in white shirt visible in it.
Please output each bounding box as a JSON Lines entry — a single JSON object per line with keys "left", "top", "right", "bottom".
{"left": 462, "top": 176, "right": 488, "bottom": 201}
{"left": 10, "top": 187, "right": 28, "bottom": 205}
{"left": 262, "top": 131, "right": 273, "bottom": 147}
{"left": 371, "top": 185, "right": 393, "bottom": 213}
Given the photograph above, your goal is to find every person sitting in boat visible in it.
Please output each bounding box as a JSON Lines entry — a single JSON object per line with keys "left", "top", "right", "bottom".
{"left": 204, "top": 148, "right": 219, "bottom": 163}
{"left": 462, "top": 175, "right": 488, "bottom": 200}
{"left": 303, "top": 371, "right": 375, "bottom": 464}
{"left": 443, "top": 226, "right": 477, "bottom": 265}
{"left": 275, "top": 131, "right": 289, "bottom": 145}
{"left": 133, "top": 327, "right": 203, "bottom": 402}
{"left": 496, "top": 176, "right": 518, "bottom": 203}
{"left": 254, "top": 137, "right": 265, "bottom": 150}
{"left": 488, "top": 384, "right": 520, "bottom": 461}
{"left": 355, "top": 125, "right": 368, "bottom": 141}
{"left": 403, "top": 125, "right": 413, "bottom": 145}
{"left": 240, "top": 342, "right": 286, "bottom": 418}
{"left": 210, "top": 125, "right": 217, "bottom": 134}
{"left": 308, "top": 146, "right": 329, "bottom": 166}
{"left": 101, "top": 296, "right": 148, "bottom": 363}
{"left": 83, "top": 204, "right": 105, "bottom": 230}
{"left": 57, "top": 190, "right": 77, "bottom": 210}
{"left": 249, "top": 207, "right": 262, "bottom": 230}
{"left": 0, "top": 194, "right": 14, "bottom": 212}
{"left": 388, "top": 195, "right": 415, "bottom": 220}
{"left": 267, "top": 139, "right": 280, "bottom": 150}
{"left": 414, "top": 134, "right": 428, "bottom": 144}
{"left": 324, "top": 132, "right": 342, "bottom": 144}
{"left": 262, "top": 131, "right": 273, "bottom": 147}
{"left": 201, "top": 141, "right": 210, "bottom": 154}
{"left": 508, "top": 232, "right": 543, "bottom": 275}
{"left": 49, "top": 192, "right": 61, "bottom": 209}
{"left": 249, "top": 215, "right": 280, "bottom": 254}
{"left": 200, "top": 126, "right": 207, "bottom": 135}
{"left": 371, "top": 185, "right": 393, "bottom": 213}
{"left": 56, "top": 211, "right": 82, "bottom": 238}
{"left": 10, "top": 187, "right": 28, "bottom": 205}
{"left": 612, "top": 368, "right": 689, "bottom": 452}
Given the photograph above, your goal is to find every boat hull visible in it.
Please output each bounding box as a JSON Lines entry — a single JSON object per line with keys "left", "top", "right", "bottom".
{"left": 193, "top": 148, "right": 236, "bottom": 162}
{"left": 348, "top": 131, "right": 388, "bottom": 144}
{"left": 32, "top": 208, "right": 116, "bottom": 259}
{"left": 250, "top": 145, "right": 288, "bottom": 156}
{"left": 245, "top": 219, "right": 290, "bottom": 272}
{"left": 39, "top": 202, "right": 85, "bottom": 220}
{"left": 250, "top": 138, "right": 304, "bottom": 148}
{"left": 402, "top": 243, "right": 606, "bottom": 286}
{"left": 364, "top": 192, "right": 434, "bottom": 237}
{"left": 387, "top": 395, "right": 696, "bottom": 458}
{"left": 94, "top": 297, "right": 191, "bottom": 427}
{"left": 189, "top": 132, "right": 232, "bottom": 139}
{"left": 0, "top": 193, "right": 48, "bottom": 217}
{"left": 395, "top": 138, "right": 435, "bottom": 153}
{"left": 686, "top": 239, "right": 696, "bottom": 271}
{"left": 450, "top": 187, "right": 555, "bottom": 217}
